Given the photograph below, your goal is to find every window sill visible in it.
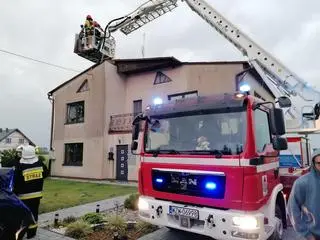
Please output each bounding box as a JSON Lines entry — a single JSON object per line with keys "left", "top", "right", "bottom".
{"left": 64, "top": 121, "right": 84, "bottom": 125}
{"left": 62, "top": 164, "right": 83, "bottom": 167}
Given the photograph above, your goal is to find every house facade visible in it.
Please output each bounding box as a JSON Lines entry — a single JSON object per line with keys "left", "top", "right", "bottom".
{"left": 48, "top": 57, "right": 275, "bottom": 181}
{"left": 0, "top": 128, "right": 36, "bottom": 152}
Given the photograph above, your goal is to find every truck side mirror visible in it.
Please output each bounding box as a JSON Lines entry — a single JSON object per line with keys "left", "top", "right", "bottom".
{"left": 270, "top": 108, "right": 286, "bottom": 135}
{"left": 276, "top": 96, "right": 291, "bottom": 108}
{"left": 272, "top": 137, "right": 288, "bottom": 150}
{"left": 131, "top": 141, "right": 138, "bottom": 151}
{"left": 132, "top": 123, "right": 140, "bottom": 141}
{"left": 131, "top": 123, "right": 140, "bottom": 152}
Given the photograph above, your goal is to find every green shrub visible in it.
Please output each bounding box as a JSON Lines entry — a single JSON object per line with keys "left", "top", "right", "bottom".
{"left": 124, "top": 193, "right": 140, "bottom": 210}
{"left": 65, "top": 220, "right": 92, "bottom": 239}
{"left": 37, "top": 155, "right": 46, "bottom": 162}
{"left": 82, "top": 212, "right": 104, "bottom": 225}
{"left": 62, "top": 216, "right": 77, "bottom": 226}
{"left": 135, "top": 221, "right": 158, "bottom": 234}
{"left": 0, "top": 149, "right": 20, "bottom": 167}
{"left": 105, "top": 214, "right": 126, "bottom": 237}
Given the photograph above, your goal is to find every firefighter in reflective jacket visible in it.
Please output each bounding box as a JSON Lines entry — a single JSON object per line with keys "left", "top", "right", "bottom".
{"left": 13, "top": 145, "right": 49, "bottom": 239}
{"left": 84, "top": 15, "right": 94, "bottom": 49}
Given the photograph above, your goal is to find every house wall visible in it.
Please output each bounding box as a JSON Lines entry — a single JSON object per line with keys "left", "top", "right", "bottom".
{"left": 240, "top": 72, "right": 274, "bottom": 101}
{"left": 51, "top": 60, "right": 274, "bottom": 181}
{"left": 51, "top": 63, "right": 106, "bottom": 179}
{"left": 124, "top": 63, "right": 244, "bottom": 113}
{"left": 0, "top": 131, "right": 32, "bottom": 151}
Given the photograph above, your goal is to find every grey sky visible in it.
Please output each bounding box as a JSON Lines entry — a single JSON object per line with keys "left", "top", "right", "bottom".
{"left": 0, "top": 0, "right": 319, "bottom": 147}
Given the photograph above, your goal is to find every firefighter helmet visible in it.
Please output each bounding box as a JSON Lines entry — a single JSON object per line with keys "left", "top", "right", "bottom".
{"left": 21, "top": 145, "right": 37, "bottom": 160}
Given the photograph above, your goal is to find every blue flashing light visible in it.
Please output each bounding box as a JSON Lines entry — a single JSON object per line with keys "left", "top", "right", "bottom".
{"left": 239, "top": 83, "right": 251, "bottom": 92}
{"left": 155, "top": 178, "right": 164, "bottom": 183}
{"left": 153, "top": 97, "right": 163, "bottom": 105}
{"left": 205, "top": 182, "right": 217, "bottom": 190}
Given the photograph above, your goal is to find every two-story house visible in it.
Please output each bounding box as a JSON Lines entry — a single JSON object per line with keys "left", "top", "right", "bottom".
{"left": 48, "top": 57, "right": 275, "bottom": 181}
{"left": 0, "top": 128, "right": 36, "bottom": 151}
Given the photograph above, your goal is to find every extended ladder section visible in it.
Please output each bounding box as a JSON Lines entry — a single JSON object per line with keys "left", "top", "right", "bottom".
{"left": 183, "top": 0, "right": 320, "bottom": 130}
{"left": 109, "top": 0, "right": 178, "bottom": 35}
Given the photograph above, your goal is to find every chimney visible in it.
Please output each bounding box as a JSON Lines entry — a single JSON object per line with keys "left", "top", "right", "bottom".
{"left": 6, "top": 128, "right": 9, "bottom": 133}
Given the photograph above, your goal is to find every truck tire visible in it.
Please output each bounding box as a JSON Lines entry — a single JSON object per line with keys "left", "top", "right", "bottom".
{"left": 268, "top": 205, "right": 284, "bottom": 240}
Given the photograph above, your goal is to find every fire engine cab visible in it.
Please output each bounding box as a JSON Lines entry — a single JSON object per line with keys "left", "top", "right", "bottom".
{"left": 131, "top": 92, "right": 290, "bottom": 240}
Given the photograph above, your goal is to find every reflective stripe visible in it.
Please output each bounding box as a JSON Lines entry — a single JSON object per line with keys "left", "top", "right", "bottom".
{"left": 18, "top": 191, "right": 42, "bottom": 200}
{"left": 23, "top": 167, "right": 43, "bottom": 182}
{"left": 23, "top": 167, "right": 43, "bottom": 175}
{"left": 28, "top": 223, "right": 38, "bottom": 229}
{"left": 143, "top": 156, "right": 240, "bottom": 166}
{"left": 143, "top": 157, "right": 279, "bottom": 172}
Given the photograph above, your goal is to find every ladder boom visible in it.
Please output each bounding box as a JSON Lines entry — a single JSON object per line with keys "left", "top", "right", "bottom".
{"left": 183, "top": 0, "right": 320, "bottom": 102}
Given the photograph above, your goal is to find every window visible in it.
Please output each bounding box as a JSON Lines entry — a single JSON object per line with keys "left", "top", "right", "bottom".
{"left": 19, "top": 139, "right": 24, "bottom": 144}
{"left": 254, "top": 109, "right": 271, "bottom": 152}
{"left": 6, "top": 138, "right": 11, "bottom": 144}
{"left": 133, "top": 100, "right": 142, "bottom": 117}
{"left": 168, "top": 91, "right": 198, "bottom": 101}
{"left": 153, "top": 71, "right": 172, "bottom": 85}
{"left": 66, "top": 101, "right": 85, "bottom": 124}
{"left": 254, "top": 91, "right": 266, "bottom": 101}
{"left": 64, "top": 143, "right": 83, "bottom": 166}
{"left": 77, "top": 79, "right": 89, "bottom": 93}
{"left": 145, "top": 108, "right": 247, "bottom": 155}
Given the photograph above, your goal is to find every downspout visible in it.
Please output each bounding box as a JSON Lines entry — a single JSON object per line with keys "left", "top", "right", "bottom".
{"left": 47, "top": 93, "right": 55, "bottom": 176}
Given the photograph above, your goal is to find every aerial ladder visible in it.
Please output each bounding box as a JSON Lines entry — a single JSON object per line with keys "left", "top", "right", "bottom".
{"left": 74, "top": 0, "right": 320, "bottom": 133}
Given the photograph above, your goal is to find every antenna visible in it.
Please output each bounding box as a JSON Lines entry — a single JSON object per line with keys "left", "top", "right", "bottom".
{"left": 141, "top": 32, "right": 146, "bottom": 58}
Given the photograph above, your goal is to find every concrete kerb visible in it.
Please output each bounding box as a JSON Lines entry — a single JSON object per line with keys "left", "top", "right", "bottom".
{"left": 48, "top": 177, "right": 138, "bottom": 187}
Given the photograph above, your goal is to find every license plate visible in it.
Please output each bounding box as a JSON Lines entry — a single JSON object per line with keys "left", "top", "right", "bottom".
{"left": 169, "top": 206, "right": 199, "bottom": 219}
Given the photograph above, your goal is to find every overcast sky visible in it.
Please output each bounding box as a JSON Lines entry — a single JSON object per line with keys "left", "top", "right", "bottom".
{"left": 0, "top": 0, "right": 319, "bottom": 147}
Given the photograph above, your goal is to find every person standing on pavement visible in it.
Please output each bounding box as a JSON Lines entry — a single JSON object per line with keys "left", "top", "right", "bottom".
{"left": 287, "top": 149, "right": 320, "bottom": 240}
{"left": 13, "top": 145, "right": 49, "bottom": 239}
{"left": 0, "top": 167, "right": 35, "bottom": 240}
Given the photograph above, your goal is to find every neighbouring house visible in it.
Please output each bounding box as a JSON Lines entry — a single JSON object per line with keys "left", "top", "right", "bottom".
{"left": 0, "top": 128, "right": 36, "bottom": 152}
{"left": 48, "top": 57, "right": 275, "bottom": 181}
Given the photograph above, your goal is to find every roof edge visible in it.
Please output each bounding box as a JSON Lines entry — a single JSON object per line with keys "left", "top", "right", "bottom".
{"left": 47, "top": 57, "right": 248, "bottom": 96}
{"left": 48, "top": 59, "right": 108, "bottom": 96}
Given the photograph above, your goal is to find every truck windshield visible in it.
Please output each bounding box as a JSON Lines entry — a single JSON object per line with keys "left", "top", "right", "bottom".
{"left": 145, "top": 109, "right": 247, "bottom": 155}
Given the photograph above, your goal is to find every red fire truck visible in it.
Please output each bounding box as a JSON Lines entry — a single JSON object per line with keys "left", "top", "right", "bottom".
{"left": 131, "top": 93, "right": 290, "bottom": 240}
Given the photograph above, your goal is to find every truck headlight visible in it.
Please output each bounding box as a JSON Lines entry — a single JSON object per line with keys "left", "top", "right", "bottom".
{"left": 232, "top": 216, "right": 258, "bottom": 230}
{"left": 138, "top": 197, "right": 149, "bottom": 211}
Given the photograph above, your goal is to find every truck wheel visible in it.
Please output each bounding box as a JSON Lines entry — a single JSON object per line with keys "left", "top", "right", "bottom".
{"left": 268, "top": 205, "right": 284, "bottom": 240}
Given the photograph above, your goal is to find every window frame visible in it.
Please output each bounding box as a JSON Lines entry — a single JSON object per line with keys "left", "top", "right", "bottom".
{"left": 63, "top": 143, "right": 83, "bottom": 166}
{"left": 168, "top": 91, "right": 198, "bottom": 101}
{"left": 254, "top": 107, "right": 272, "bottom": 153}
{"left": 133, "top": 99, "right": 142, "bottom": 117}
{"left": 66, "top": 101, "right": 85, "bottom": 124}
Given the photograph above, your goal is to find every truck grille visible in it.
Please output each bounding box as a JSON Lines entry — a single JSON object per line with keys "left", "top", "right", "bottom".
{"left": 151, "top": 169, "right": 226, "bottom": 199}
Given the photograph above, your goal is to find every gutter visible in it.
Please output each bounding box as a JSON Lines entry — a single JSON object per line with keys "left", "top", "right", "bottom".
{"left": 47, "top": 93, "right": 55, "bottom": 175}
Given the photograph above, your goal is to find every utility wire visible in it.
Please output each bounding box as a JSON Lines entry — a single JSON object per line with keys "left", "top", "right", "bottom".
{"left": 0, "top": 48, "right": 82, "bottom": 73}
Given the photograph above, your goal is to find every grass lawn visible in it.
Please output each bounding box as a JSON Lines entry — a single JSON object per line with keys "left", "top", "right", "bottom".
{"left": 39, "top": 179, "right": 137, "bottom": 214}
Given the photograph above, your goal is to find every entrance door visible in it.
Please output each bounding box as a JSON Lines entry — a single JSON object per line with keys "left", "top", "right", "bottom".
{"left": 116, "top": 145, "right": 128, "bottom": 181}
